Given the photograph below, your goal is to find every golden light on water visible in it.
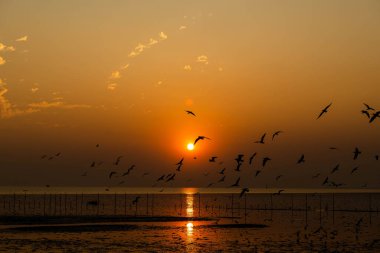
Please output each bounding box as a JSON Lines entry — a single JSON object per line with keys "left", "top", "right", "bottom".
{"left": 186, "top": 194, "right": 194, "bottom": 217}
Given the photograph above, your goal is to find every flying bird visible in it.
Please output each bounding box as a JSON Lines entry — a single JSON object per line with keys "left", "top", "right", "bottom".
{"left": 218, "top": 176, "right": 226, "bottom": 183}
{"left": 231, "top": 177, "right": 240, "bottom": 187}
{"left": 375, "top": 155, "right": 379, "bottom": 161}
{"left": 255, "top": 170, "right": 262, "bottom": 177}
{"left": 109, "top": 171, "right": 117, "bottom": 179}
{"left": 317, "top": 102, "right": 332, "bottom": 119}
{"left": 122, "top": 165, "right": 136, "bottom": 176}
{"left": 176, "top": 158, "right": 184, "bottom": 171}
{"left": 255, "top": 133, "right": 266, "bottom": 144}
{"left": 322, "top": 177, "right": 329, "bottom": 185}
{"left": 353, "top": 147, "right": 361, "bottom": 160}
{"left": 96, "top": 144, "right": 100, "bottom": 148}
{"left": 369, "top": 111, "right": 380, "bottom": 123}
{"left": 185, "top": 110, "right": 196, "bottom": 116}
{"left": 331, "top": 164, "right": 340, "bottom": 174}
{"left": 194, "top": 136, "right": 210, "bottom": 145}
{"left": 351, "top": 166, "right": 359, "bottom": 174}
{"left": 219, "top": 168, "right": 226, "bottom": 175}
{"left": 132, "top": 196, "right": 141, "bottom": 205}
{"left": 235, "top": 162, "right": 243, "bottom": 172}
{"left": 363, "top": 103, "right": 375, "bottom": 111}
{"left": 165, "top": 173, "right": 176, "bottom": 182}
{"left": 90, "top": 161, "right": 96, "bottom": 167}
{"left": 361, "top": 110, "right": 370, "bottom": 119}
{"left": 272, "top": 131, "right": 283, "bottom": 141}
{"left": 249, "top": 153, "right": 257, "bottom": 165}
{"left": 239, "top": 188, "right": 249, "bottom": 198}
{"left": 156, "top": 174, "right": 165, "bottom": 181}
{"left": 297, "top": 154, "right": 305, "bottom": 164}
{"left": 235, "top": 154, "right": 244, "bottom": 164}
{"left": 275, "top": 175, "right": 283, "bottom": 181}
{"left": 114, "top": 156, "right": 123, "bottom": 166}
{"left": 262, "top": 157, "right": 271, "bottom": 167}
{"left": 55, "top": 152, "right": 61, "bottom": 157}
{"left": 209, "top": 156, "right": 217, "bottom": 162}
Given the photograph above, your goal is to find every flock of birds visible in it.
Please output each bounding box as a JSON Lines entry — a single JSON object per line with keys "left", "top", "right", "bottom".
{"left": 38, "top": 102, "right": 379, "bottom": 200}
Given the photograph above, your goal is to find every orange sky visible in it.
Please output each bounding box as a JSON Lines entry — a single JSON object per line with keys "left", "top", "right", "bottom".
{"left": 0, "top": 0, "right": 379, "bottom": 188}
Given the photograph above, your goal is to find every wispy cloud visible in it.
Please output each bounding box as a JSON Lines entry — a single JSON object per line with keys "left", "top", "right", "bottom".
{"left": 0, "top": 56, "right": 5, "bottom": 65}
{"left": 179, "top": 25, "right": 187, "bottom": 31}
{"left": 0, "top": 43, "right": 15, "bottom": 52}
{"left": 184, "top": 65, "right": 192, "bottom": 71}
{"left": 110, "top": 71, "right": 121, "bottom": 79}
{"left": 31, "top": 87, "right": 39, "bottom": 93}
{"left": 28, "top": 101, "right": 90, "bottom": 109}
{"left": 107, "top": 83, "right": 117, "bottom": 91}
{"left": 16, "top": 36, "right": 28, "bottom": 42}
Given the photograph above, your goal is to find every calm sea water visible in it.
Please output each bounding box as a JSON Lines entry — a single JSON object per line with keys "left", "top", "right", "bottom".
{"left": 0, "top": 187, "right": 379, "bottom": 252}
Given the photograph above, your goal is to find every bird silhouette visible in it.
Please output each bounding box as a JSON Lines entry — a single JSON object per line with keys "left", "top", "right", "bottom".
{"left": 361, "top": 110, "right": 370, "bottom": 119}
{"left": 185, "top": 110, "right": 196, "bottom": 116}
{"left": 55, "top": 152, "right": 61, "bottom": 157}
{"left": 255, "top": 133, "right": 266, "bottom": 144}
{"left": 375, "top": 155, "right": 379, "bottom": 161}
{"left": 90, "top": 161, "right": 96, "bottom": 167}
{"left": 96, "top": 144, "right": 100, "bottom": 148}
{"left": 275, "top": 175, "right": 283, "bottom": 181}
{"left": 239, "top": 188, "right": 249, "bottom": 198}
{"left": 114, "top": 156, "right": 123, "bottom": 166}
{"left": 209, "top": 156, "right": 217, "bottom": 162}
{"left": 255, "top": 170, "right": 262, "bottom": 177}
{"left": 165, "top": 173, "right": 176, "bottom": 182}
{"left": 322, "top": 176, "right": 329, "bottom": 185}
{"left": 262, "top": 157, "right": 271, "bottom": 167}
{"left": 329, "top": 147, "right": 338, "bottom": 150}
{"left": 156, "top": 174, "right": 165, "bottom": 181}
{"left": 235, "top": 162, "right": 243, "bottom": 172}
{"left": 331, "top": 164, "right": 340, "bottom": 174}
{"left": 353, "top": 147, "right": 361, "bottom": 160}
{"left": 219, "top": 168, "right": 226, "bottom": 174}
{"left": 176, "top": 158, "right": 184, "bottom": 171}
{"left": 369, "top": 111, "right": 380, "bottom": 123}
{"left": 218, "top": 176, "right": 225, "bottom": 183}
{"left": 317, "top": 102, "right": 332, "bottom": 119}
{"left": 297, "top": 154, "right": 305, "bottom": 164}
{"left": 132, "top": 196, "right": 141, "bottom": 205}
{"left": 231, "top": 177, "right": 240, "bottom": 187}
{"left": 235, "top": 154, "right": 244, "bottom": 164}
{"left": 194, "top": 136, "right": 210, "bottom": 145}
{"left": 249, "top": 153, "right": 257, "bottom": 165}
{"left": 122, "top": 165, "right": 136, "bottom": 176}
{"left": 272, "top": 131, "right": 283, "bottom": 141}
{"left": 363, "top": 103, "right": 375, "bottom": 111}
{"left": 273, "top": 189, "right": 284, "bottom": 196}
{"left": 109, "top": 171, "right": 116, "bottom": 179}
{"left": 351, "top": 166, "right": 359, "bottom": 174}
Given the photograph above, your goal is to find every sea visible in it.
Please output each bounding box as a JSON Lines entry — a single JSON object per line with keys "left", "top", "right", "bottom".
{"left": 0, "top": 187, "right": 379, "bottom": 252}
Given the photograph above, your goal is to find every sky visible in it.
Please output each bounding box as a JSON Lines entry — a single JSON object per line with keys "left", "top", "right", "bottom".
{"left": 0, "top": 0, "right": 379, "bottom": 188}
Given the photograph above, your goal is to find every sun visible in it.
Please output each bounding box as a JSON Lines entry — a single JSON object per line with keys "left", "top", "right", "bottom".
{"left": 187, "top": 143, "right": 194, "bottom": 151}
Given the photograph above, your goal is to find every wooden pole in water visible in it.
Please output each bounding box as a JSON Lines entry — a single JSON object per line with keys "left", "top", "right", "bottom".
{"left": 64, "top": 193, "right": 67, "bottom": 216}
{"left": 180, "top": 194, "right": 183, "bottom": 216}
{"left": 151, "top": 194, "right": 154, "bottom": 216}
{"left": 97, "top": 193, "right": 100, "bottom": 216}
{"left": 43, "top": 193, "right": 46, "bottom": 216}
{"left": 199, "top": 193, "right": 201, "bottom": 217}
{"left": 146, "top": 193, "right": 149, "bottom": 216}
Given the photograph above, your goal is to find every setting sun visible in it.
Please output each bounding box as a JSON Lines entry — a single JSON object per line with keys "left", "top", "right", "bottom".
{"left": 187, "top": 143, "right": 194, "bottom": 151}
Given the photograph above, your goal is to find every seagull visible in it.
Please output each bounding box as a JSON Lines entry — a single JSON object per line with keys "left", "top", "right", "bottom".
{"left": 207, "top": 182, "right": 214, "bottom": 188}
{"left": 218, "top": 176, "right": 225, "bottom": 183}
{"left": 235, "top": 162, "right": 243, "bottom": 172}
{"left": 109, "top": 171, "right": 117, "bottom": 179}
{"left": 122, "top": 165, "right": 136, "bottom": 176}
{"left": 297, "top": 154, "right": 305, "bottom": 164}
{"left": 239, "top": 188, "right": 249, "bottom": 198}
{"left": 322, "top": 177, "right": 329, "bottom": 185}
{"left": 235, "top": 154, "right": 244, "bottom": 164}
{"left": 90, "top": 161, "right": 96, "bottom": 167}
{"left": 176, "top": 158, "right": 184, "bottom": 171}
{"left": 375, "top": 155, "right": 379, "bottom": 161}
{"left": 194, "top": 136, "right": 210, "bottom": 145}
{"left": 272, "top": 131, "right": 283, "bottom": 141}
{"left": 255, "top": 133, "right": 266, "bottom": 144}
{"left": 209, "top": 156, "right": 217, "bottom": 162}
{"left": 363, "top": 103, "right": 375, "bottom": 111}
{"left": 353, "top": 147, "right": 361, "bottom": 160}
{"left": 331, "top": 164, "right": 340, "bottom": 174}
{"left": 249, "top": 153, "right": 257, "bottom": 165}
{"left": 165, "top": 173, "right": 176, "bottom": 182}
{"left": 351, "top": 166, "right": 359, "bottom": 174}
{"left": 275, "top": 175, "right": 283, "bottom": 181}
{"left": 361, "top": 110, "right": 370, "bottom": 119}
{"left": 262, "top": 157, "right": 271, "bottom": 167}
{"left": 114, "top": 156, "right": 123, "bottom": 166}
{"left": 219, "top": 168, "right": 226, "bottom": 175}
{"left": 156, "top": 174, "right": 165, "bottom": 181}
{"left": 255, "top": 170, "right": 262, "bottom": 177}
{"left": 317, "top": 102, "right": 332, "bottom": 119}
{"left": 185, "top": 110, "right": 196, "bottom": 116}
{"left": 231, "top": 177, "right": 240, "bottom": 187}
{"left": 273, "top": 189, "right": 284, "bottom": 196}
{"left": 369, "top": 111, "right": 380, "bottom": 123}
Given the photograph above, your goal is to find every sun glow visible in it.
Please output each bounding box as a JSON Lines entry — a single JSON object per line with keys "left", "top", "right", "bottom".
{"left": 187, "top": 143, "right": 194, "bottom": 151}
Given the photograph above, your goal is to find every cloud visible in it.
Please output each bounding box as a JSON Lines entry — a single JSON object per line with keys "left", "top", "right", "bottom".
{"left": 184, "top": 65, "right": 192, "bottom": 71}
{"left": 31, "top": 87, "right": 39, "bottom": 93}
{"left": 159, "top": 32, "right": 168, "bottom": 40}
{"left": 107, "top": 83, "right": 117, "bottom": 91}
{"left": 0, "top": 56, "right": 5, "bottom": 65}
{"left": 0, "top": 85, "right": 39, "bottom": 118}
{"left": 197, "top": 55, "right": 209, "bottom": 64}
{"left": 110, "top": 71, "right": 121, "bottom": 79}
{"left": 179, "top": 25, "right": 187, "bottom": 31}
{"left": 16, "top": 36, "right": 28, "bottom": 42}
{"left": 120, "top": 64, "right": 129, "bottom": 70}
{"left": 0, "top": 43, "right": 15, "bottom": 52}
{"left": 128, "top": 32, "right": 168, "bottom": 58}
{"left": 28, "top": 100, "right": 91, "bottom": 109}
